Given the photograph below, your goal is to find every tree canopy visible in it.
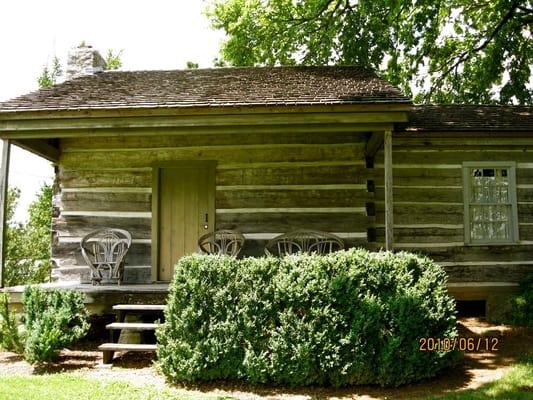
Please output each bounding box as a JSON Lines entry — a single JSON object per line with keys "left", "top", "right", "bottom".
{"left": 207, "top": 0, "right": 533, "bottom": 104}
{"left": 4, "top": 185, "right": 52, "bottom": 286}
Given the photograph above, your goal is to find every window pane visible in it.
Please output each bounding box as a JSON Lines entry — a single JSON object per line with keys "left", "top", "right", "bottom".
{"left": 470, "top": 167, "right": 509, "bottom": 204}
{"left": 482, "top": 168, "right": 495, "bottom": 177}
{"left": 470, "top": 204, "right": 512, "bottom": 241}
{"left": 467, "top": 165, "right": 514, "bottom": 243}
{"left": 471, "top": 222, "right": 484, "bottom": 240}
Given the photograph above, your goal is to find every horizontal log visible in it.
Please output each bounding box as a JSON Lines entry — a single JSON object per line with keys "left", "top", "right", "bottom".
{"left": 217, "top": 212, "right": 371, "bottom": 233}
{"left": 517, "top": 169, "right": 533, "bottom": 183}
{"left": 52, "top": 265, "right": 152, "bottom": 284}
{"left": 519, "top": 204, "right": 533, "bottom": 223}
{"left": 59, "top": 165, "right": 372, "bottom": 191}
{"left": 393, "top": 137, "right": 533, "bottom": 147}
{"left": 519, "top": 225, "right": 533, "bottom": 240}
{"left": 444, "top": 264, "right": 533, "bottom": 283}
{"left": 375, "top": 227, "right": 464, "bottom": 243}
{"left": 518, "top": 188, "right": 533, "bottom": 202}
{"left": 60, "top": 192, "right": 151, "bottom": 212}
{"left": 217, "top": 165, "right": 372, "bottom": 186}
{"left": 393, "top": 146, "right": 533, "bottom": 152}
{"left": 61, "top": 131, "right": 368, "bottom": 151}
{"left": 376, "top": 151, "right": 533, "bottom": 164}
{"left": 52, "top": 242, "right": 151, "bottom": 268}
{"left": 375, "top": 187, "right": 462, "bottom": 203}
{"left": 415, "top": 245, "right": 533, "bottom": 263}
{"left": 53, "top": 216, "right": 151, "bottom": 239}
{"left": 216, "top": 188, "right": 371, "bottom": 209}
{"left": 373, "top": 168, "right": 462, "bottom": 186}
{"left": 379, "top": 167, "right": 532, "bottom": 185}
{"left": 60, "top": 169, "right": 152, "bottom": 188}
{"left": 375, "top": 211, "right": 463, "bottom": 225}
{"left": 59, "top": 145, "right": 363, "bottom": 169}
{"left": 376, "top": 203, "right": 463, "bottom": 215}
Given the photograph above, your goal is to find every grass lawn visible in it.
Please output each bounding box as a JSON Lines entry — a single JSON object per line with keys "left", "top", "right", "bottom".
{"left": 428, "top": 355, "right": 533, "bottom": 400}
{"left": 0, "top": 355, "right": 531, "bottom": 400}
{"left": 0, "top": 373, "right": 226, "bottom": 400}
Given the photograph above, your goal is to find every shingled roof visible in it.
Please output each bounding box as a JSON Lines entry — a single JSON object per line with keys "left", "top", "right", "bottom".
{"left": 0, "top": 66, "right": 410, "bottom": 112}
{"left": 404, "top": 105, "right": 533, "bottom": 132}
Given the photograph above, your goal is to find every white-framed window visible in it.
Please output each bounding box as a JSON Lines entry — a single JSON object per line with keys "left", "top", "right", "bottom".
{"left": 463, "top": 162, "right": 519, "bottom": 245}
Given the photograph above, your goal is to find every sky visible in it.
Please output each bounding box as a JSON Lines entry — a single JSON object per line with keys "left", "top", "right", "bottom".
{"left": 0, "top": 0, "right": 225, "bottom": 221}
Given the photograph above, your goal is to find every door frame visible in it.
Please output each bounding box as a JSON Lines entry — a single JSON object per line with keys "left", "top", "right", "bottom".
{"left": 151, "top": 160, "right": 216, "bottom": 282}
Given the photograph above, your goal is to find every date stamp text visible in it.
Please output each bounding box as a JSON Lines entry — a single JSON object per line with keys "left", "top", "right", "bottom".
{"left": 419, "top": 337, "right": 499, "bottom": 352}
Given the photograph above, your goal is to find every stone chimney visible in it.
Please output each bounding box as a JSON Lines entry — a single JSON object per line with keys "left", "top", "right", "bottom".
{"left": 66, "top": 43, "right": 106, "bottom": 80}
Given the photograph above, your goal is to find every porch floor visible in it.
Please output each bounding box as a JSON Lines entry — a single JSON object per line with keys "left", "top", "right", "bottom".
{"left": 3, "top": 282, "right": 170, "bottom": 314}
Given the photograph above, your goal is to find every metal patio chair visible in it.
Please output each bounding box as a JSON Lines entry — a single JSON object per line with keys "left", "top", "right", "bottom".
{"left": 80, "top": 228, "right": 132, "bottom": 285}
{"left": 198, "top": 229, "right": 245, "bottom": 257}
{"left": 264, "top": 229, "right": 344, "bottom": 256}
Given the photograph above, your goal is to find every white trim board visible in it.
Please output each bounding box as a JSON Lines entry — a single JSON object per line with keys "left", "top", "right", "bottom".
{"left": 60, "top": 211, "right": 152, "bottom": 218}
{"left": 216, "top": 184, "right": 367, "bottom": 191}
{"left": 216, "top": 207, "right": 366, "bottom": 214}
{"left": 61, "top": 187, "right": 152, "bottom": 193}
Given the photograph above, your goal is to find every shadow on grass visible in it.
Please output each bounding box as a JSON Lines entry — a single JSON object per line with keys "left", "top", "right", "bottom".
{"left": 427, "top": 354, "right": 533, "bottom": 399}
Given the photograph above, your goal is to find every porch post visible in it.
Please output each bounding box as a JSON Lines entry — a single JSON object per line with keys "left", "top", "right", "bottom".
{"left": 0, "top": 139, "right": 10, "bottom": 288}
{"left": 384, "top": 130, "right": 394, "bottom": 251}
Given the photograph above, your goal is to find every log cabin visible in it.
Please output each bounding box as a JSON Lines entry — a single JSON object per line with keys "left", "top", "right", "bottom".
{"left": 0, "top": 45, "right": 532, "bottom": 320}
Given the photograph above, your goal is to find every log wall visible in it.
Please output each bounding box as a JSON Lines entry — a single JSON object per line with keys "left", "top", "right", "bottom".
{"left": 373, "top": 133, "right": 533, "bottom": 285}
{"left": 52, "top": 130, "right": 372, "bottom": 283}
{"left": 51, "top": 129, "right": 533, "bottom": 287}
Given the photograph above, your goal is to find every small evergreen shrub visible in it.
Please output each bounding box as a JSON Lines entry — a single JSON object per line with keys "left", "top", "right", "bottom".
{"left": 0, "top": 292, "right": 23, "bottom": 353}
{"left": 157, "top": 249, "right": 459, "bottom": 387}
{"left": 508, "top": 275, "right": 533, "bottom": 327}
{"left": 22, "top": 287, "right": 90, "bottom": 363}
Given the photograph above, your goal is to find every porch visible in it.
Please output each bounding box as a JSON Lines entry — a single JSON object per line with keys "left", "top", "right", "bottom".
{"left": 3, "top": 282, "right": 169, "bottom": 314}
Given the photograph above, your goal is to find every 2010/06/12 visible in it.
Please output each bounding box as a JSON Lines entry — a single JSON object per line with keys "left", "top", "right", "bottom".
{"left": 419, "top": 337, "right": 499, "bottom": 352}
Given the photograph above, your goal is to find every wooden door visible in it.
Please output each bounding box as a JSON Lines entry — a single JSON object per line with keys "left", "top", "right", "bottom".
{"left": 153, "top": 162, "right": 215, "bottom": 281}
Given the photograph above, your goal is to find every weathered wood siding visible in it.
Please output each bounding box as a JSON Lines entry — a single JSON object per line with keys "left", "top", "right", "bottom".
{"left": 52, "top": 131, "right": 372, "bottom": 283}
{"left": 373, "top": 133, "right": 533, "bottom": 284}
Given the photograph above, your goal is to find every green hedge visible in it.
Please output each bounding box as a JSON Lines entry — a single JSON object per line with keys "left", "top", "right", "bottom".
{"left": 508, "top": 275, "right": 533, "bottom": 327}
{"left": 157, "top": 249, "right": 459, "bottom": 387}
{"left": 22, "top": 287, "right": 90, "bottom": 363}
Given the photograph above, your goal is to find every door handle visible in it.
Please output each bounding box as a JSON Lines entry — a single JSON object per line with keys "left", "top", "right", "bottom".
{"left": 204, "top": 213, "right": 209, "bottom": 229}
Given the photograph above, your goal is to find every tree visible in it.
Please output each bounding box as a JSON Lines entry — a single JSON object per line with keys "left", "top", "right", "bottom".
{"left": 104, "top": 49, "right": 123, "bottom": 71}
{"left": 207, "top": 0, "right": 533, "bottom": 104}
{"left": 4, "top": 185, "right": 52, "bottom": 286}
{"left": 186, "top": 61, "right": 200, "bottom": 69}
{"left": 37, "top": 56, "right": 62, "bottom": 88}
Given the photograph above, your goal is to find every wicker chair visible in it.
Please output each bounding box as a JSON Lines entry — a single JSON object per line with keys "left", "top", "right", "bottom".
{"left": 264, "top": 229, "right": 344, "bottom": 256}
{"left": 80, "top": 228, "right": 132, "bottom": 285}
{"left": 198, "top": 230, "right": 245, "bottom": 257}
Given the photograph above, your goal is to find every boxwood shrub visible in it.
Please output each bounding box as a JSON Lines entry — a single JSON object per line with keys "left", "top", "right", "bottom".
{"left": 157, "top": 249, "right": 459, "bottom": 387}
{"left": 22, "top": 287, "right": 90, "bottom": 363}
{"left": 507, "top": 274, "right": 533, "bottom": 327}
